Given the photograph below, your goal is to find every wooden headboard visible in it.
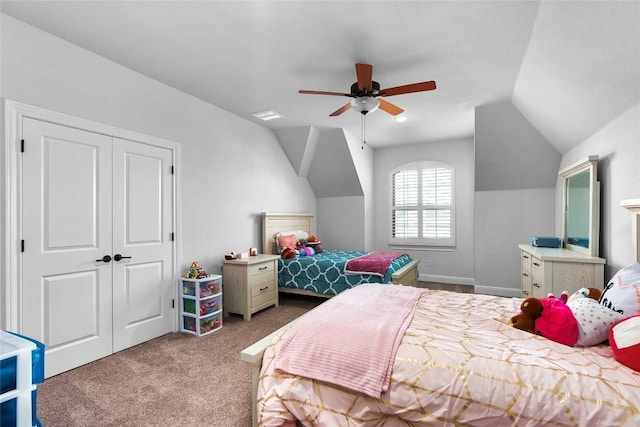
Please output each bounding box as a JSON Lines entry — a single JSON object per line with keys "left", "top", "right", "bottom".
{"left": 262, "top": 213, "right": 314, "bottom": 255}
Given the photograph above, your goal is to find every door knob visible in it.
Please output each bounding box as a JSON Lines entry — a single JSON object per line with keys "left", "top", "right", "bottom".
{"left": 96, "top": 255, "right": 112, "bottom": 263}
{"left": 114, "top": 254, "right": 132, "bottom": 262}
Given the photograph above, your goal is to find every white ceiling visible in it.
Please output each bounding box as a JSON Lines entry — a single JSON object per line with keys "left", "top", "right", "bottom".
{"left": 1, "top": 1, "right": 638, "bottom": 151}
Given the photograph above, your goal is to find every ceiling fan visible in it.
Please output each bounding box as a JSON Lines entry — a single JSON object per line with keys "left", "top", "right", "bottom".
{"left": 298, "top": 63, "right": 436, "bottom": 117}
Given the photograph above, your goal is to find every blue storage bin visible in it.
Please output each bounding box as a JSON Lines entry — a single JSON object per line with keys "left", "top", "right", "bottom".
{"left": 0, "top": 331, "right": 45, "bottom": 427}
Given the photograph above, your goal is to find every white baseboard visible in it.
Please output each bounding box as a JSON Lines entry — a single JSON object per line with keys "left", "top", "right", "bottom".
{"left": 474, "top": 285, "right": 522, "bottom": 298}
{"left": 419, "top": 273, "right": 475, "bottom": 286}
{"left": 420, "top": 273, "right": 522, "bottom": 298}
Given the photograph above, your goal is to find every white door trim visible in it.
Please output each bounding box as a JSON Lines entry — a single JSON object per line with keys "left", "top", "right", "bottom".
{"left": 2, "top": 98, "right": 182, "bottom": 333}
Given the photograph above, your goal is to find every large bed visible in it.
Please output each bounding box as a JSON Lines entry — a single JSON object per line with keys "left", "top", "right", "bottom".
{"left": 261, "top": 213, "right": 420, "bottom": 296}
{"left": 242, "top": 202, "right": 640, "bottom": 426}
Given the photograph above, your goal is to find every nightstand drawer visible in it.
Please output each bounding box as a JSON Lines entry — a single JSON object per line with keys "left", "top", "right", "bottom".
{"left": 252, "top": 282, "right": 276, "bottom": 309}
{"left": 248, "top": 262, "right": 274, "bottom": 277}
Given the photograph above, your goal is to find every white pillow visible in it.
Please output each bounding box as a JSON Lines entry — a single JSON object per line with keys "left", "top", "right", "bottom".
{"left": 600, "top": 261, "right": 640, "bottom": 317}
{"left": 568, "top": 298, "right": 624, "bottom": 346}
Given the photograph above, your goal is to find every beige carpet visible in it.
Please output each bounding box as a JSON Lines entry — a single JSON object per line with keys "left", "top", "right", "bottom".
{"left": 36, "top": 293, "right": 322, "bottom": 427}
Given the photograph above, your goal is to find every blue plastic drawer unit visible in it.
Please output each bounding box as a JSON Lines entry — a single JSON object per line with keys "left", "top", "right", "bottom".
{"left": 0, "top": 331, "right": 45, "bottom": 427}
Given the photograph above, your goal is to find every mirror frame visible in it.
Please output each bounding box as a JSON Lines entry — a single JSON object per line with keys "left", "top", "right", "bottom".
{"left": 559, "top": 155, "right": 600, "bottom": 257}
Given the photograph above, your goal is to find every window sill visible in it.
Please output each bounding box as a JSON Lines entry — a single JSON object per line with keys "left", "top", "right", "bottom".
{"left": 388, "top": 244, "right": 455, "bottom": 252}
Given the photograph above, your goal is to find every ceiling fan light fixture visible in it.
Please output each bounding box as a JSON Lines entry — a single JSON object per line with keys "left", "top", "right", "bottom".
{"left": 350, "top": 96, "right": 379, "bottom": 115}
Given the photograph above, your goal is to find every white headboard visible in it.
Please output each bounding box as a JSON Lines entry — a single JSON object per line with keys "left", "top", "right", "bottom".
{"left": 261, "top": 213, "right": 314, "bottom": 255}
{"left": 621, "top": 198, "right": 640, "bottom": 262}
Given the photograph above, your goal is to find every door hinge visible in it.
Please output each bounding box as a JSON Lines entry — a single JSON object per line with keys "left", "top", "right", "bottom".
{"left": 21, "top": 139, "right": 25, "bottom": 153}
{"left": 171, "top": 299, "right": 175, "bottom": 309}
{"left": 170, "top": 165, "right": 174, "bottom": 175}
{"left": 170, "top": 232, "right": 175, "bottom": 241}
{"left": 21, "top": 240, "right": 25, "bottom": 252}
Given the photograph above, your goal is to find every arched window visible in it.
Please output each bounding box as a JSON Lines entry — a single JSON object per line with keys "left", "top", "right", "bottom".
{"left": 389, "top": 161, "right": 455, "bottom": 246}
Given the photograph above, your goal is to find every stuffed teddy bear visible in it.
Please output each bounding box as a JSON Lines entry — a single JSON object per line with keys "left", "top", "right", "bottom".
{"left": 509, "top": 296, "right": 579, "bottom": 346}
{"left": 508, "top": 298, "right": 542, "bottom": 333}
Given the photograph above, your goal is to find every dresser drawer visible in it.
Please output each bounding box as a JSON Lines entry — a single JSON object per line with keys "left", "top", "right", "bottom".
{"left": 521, "top": 251, "right": 532, "bottom": 275}
{"left": 530, "top": 256, "right": 545, "bottom": 297}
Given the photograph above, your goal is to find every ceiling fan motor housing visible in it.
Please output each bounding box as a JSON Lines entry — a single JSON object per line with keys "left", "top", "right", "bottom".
{"left": 350, "top": 81, "right": 380, "bottom": 97}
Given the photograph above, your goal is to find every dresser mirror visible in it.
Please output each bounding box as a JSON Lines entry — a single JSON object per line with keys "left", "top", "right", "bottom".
{"left": 559, "top": 155, "right": 600, "bottom": 256}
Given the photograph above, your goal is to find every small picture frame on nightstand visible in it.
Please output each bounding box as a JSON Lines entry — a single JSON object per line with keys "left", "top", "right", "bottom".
{"left": 249, "top": 247, "right": 258, "bottom": 256}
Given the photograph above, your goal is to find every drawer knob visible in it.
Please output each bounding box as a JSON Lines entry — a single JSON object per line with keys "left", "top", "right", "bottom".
{"left": 523, "top": 255, "right": 529, "bottom": 259}
{"left": 533, "top": 262, "right": 540, "bottom": 266}
{"left": 259, "top": 286, "right": 269, "bottom": 291}
{"left": 522, "top": 273, "right": 529, "bottom": 277}
{"left": 259, "top": 266, "right": 268, "bottom": 271}
{"left": 523, "top": 290, "right": 530, "bottom": 295}
{"left": 533, "top": 283, "right": 540, "bottom": 288}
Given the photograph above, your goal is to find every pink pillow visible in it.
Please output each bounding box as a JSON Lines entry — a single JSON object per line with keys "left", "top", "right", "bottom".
{"left": 609, "top": 315, "right": 640, "bottom": 372}
{"left": 277, "top": 234, "right": 298, "bottom": 252}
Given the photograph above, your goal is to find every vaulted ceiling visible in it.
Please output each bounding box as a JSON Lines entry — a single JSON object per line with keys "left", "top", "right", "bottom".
{"left": 1, "top": 1, "right": 638, "bottom": 152}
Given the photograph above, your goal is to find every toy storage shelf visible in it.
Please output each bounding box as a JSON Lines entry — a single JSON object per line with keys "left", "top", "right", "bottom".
{"left": 179, "top": 275, "right": 223, "bottom": 336}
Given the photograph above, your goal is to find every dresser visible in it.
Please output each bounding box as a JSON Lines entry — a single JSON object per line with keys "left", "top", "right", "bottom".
{"left": 519, "top": 244, "right": 605, "bottom": 298}
{"left": 223, "top": 254, "right": 280, "bottom": 320}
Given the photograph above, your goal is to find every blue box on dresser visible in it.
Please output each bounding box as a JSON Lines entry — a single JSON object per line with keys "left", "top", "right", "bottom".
{"left": 530, "top": 236, "right": 562, "bottom": 248}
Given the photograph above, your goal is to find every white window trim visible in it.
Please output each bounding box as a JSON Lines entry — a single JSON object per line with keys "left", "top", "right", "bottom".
{"left": 388, "top": 160, "right": 456, "bottom": 247}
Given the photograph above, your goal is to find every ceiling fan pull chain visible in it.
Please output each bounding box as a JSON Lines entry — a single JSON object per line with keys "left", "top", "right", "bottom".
{"left": 361, "top": 114, "right": 366, "bottom": 149}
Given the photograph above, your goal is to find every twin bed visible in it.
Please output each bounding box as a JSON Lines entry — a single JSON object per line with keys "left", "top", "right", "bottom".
{"left": 261, "top": 212, "right": 420, "bottom": 296}
{"left": 242, "top": 207, "right": 640, "bottom": 426}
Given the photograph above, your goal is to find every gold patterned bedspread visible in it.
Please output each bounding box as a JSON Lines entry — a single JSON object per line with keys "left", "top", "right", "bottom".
{"left": 257, "top": 290, "right": 640, "bottom": 426}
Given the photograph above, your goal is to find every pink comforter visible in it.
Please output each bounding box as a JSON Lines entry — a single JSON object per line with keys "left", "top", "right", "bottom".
{"left": 274, "top": 284, "right": 423, "bottom": 398}
{"left": 258, "top": 289, "right": 640, "bottom": 426}
{"left": 344, "top": 251, "right": 406, "bottom": 276}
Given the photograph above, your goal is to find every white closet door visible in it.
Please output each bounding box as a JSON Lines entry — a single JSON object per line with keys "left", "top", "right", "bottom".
{"left": 22, "top": 118, "right": 114, "bottom": 377}
{"left": 112, "top": 138, "right": 174, "bottom": 351}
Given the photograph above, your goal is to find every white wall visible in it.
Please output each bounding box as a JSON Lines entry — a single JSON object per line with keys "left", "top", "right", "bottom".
{"left": 0, "top": 14, "right": 316, "bottom": 282}
{"left": 557, "top": 103, "right": 640, "bottom": 279}
{"left": 373, "top": 137, "right": 475, "bottom": 284}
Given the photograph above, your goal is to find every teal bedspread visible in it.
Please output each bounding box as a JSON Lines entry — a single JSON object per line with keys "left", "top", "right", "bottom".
{"left": 277, "top": 250, "right": 413, "bottom": 296}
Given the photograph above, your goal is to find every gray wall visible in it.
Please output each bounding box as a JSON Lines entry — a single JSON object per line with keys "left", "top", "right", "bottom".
{"left": 373, "top": 137, "right": 476, "bottom": 284}
{"left": 557, "top": 103, "right": 640, "bottom": 280}
{"left": 474, "top": 103, "right": 560, "bottom": 296}
{"left": 0, "top": 14, "right": 317, "bottom": 284}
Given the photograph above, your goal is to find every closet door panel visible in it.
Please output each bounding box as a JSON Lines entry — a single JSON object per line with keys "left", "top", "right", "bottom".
{"left": 112, "top": 138, "right": 174, "bottom": 352}
{"left": 22, "top": 118, "right": 113, "bottom": 378}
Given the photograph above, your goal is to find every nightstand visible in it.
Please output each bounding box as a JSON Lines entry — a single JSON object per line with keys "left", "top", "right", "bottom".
{"left": 223, "top": 254, "right": 280, "bottom": 320}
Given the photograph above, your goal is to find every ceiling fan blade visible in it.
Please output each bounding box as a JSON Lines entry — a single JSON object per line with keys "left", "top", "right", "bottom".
{"left": 378, "top": 99, "right": 404, "bottom": 116}
{"left": 380, "top": 81, "right": 436, "bottom": 97}
{"left": 355, "top": 63, "right": 373, "bottom": 92}
{"left": 299, "top": 90, "right": 352, "bottom": 97}
{"left": 329, "top": 103, "right": 352, "bottom": 117}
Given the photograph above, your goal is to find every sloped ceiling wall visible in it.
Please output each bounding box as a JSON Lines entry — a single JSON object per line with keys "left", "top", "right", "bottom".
{"left": 277, "top": 127, "right": 363, "bottom": 198}
{"left": 512, "top": 0, "right": 640, "bottom": 153}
